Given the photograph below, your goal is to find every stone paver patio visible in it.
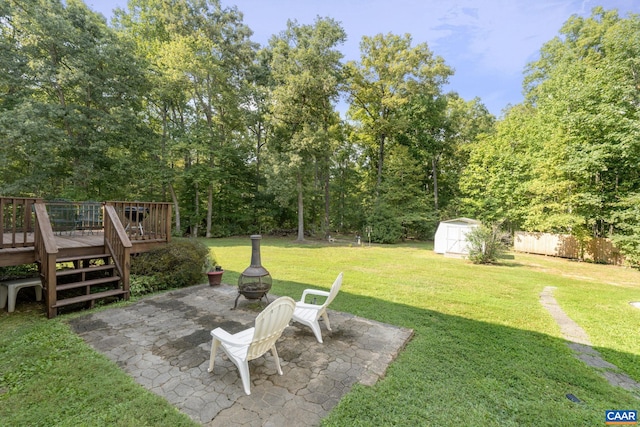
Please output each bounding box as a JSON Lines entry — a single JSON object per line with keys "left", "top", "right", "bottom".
{"left": 69, "top": 283, "right": 413, "bottom": 426}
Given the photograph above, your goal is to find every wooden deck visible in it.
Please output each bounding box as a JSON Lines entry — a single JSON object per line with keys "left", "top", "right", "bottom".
{"left": 1, "top": 230, "right": 166, "bottom": 267}
{"left": 55, "top": 232, "right": 103, "bottom": 248}
{"left": 1, "top": 198, "right": 172, "bottom": 318}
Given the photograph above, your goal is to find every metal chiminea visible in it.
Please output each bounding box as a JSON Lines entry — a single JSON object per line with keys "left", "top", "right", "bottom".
{"left": 235, "top": 235, "right": 272, "bottom": 309}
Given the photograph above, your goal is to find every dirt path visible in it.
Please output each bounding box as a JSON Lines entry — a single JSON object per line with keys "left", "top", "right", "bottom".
{"left": 540, "top": 286, "right": 640, "bottom": 396}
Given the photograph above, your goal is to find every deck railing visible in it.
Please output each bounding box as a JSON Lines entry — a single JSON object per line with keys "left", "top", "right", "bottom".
{"left": 1, "top": 198, "right": 172, "bottom": 246}
{"left": 104, "top": 205, "right": 132, "bottom": 299}
{"left": 0, "top": 197, "right": 41, "bottom": 249}
{"left": 33, "top": 203, "right": 58, "bottom": 318}
{"left": 107, "top": 201, "right": 172, "bottom": 242}
{"left": 45, "top": 200, "right": 103, "bottom": 235}
{"left": 2, "top": 197, "right": 171, "bottom": 317}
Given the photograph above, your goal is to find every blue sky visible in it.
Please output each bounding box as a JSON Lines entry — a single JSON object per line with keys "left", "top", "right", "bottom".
{"left": 89, "top": 0, "right": 638, "bottom": 117}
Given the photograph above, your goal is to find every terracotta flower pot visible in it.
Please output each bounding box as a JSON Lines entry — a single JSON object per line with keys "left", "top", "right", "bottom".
{"left": 207, "top": 270, "right": 224, "bottom": 286}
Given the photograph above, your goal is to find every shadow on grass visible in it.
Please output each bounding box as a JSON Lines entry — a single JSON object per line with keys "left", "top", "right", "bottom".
{"left": 216, "top": 269, "right": 640, "bottom": 399}
{"left": 267, "top": 277, "right": 640, "bottom": 426}
{"left": 3, "top": 273, "right": 638, "bottom": 427}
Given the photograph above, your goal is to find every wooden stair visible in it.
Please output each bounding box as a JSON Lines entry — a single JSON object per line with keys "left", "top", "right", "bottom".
{"left": 16, "top": 199, "right": 170, "bottom": 318}
{"left": 48, "top": 253, "right": 128, "bottom": 311}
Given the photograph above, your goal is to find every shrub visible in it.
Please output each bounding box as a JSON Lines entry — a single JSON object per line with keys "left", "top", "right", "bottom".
{"left": 401, "top": 212, "right": 438, "bottom": 240}
{"left": 368, "top": 208, "right": 404, "bottom": 244}
{"left": 129, "top": 275, "right": 161, "bottom": 296}
{"left": 465, "top": 224, "right": 508, "bottom": 264}
{"left": 0, "top": 264, "right": 39, "bottom": 280}
{"left": 129, "top": 239, "right": 210, "bottom": 296}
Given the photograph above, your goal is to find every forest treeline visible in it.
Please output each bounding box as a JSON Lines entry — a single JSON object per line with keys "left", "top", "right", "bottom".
{"left": 1, "top": 1, "right": 640, "bottom": 262}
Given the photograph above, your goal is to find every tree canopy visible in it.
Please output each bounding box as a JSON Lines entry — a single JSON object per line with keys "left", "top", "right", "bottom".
{"left": 459, "top": 7, "right": 640, "bottom": 262}
{"left": 3, "top": 1, "right": 640, "bottom": 262}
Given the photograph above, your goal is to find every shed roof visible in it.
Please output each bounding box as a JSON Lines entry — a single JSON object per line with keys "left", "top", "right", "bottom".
{"left": 439, "top": 217, "right": 481, "bottom": 226}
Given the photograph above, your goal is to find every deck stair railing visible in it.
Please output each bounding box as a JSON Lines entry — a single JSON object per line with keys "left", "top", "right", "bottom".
{"left": 1, "top": 197, "right": 172, "bottom": 318}
{"left": 103, "top": 204, "right": 132, "bottom": 298}
{"left": 33, "top": 202, "right": 58, "bottom": 318}
{"left": 33, "top": 203, "right": 132, "bottom": 319}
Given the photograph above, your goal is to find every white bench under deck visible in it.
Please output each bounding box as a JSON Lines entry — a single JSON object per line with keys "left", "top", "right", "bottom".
{"left": 0, "top": 277, "right": 43, "bottom": 313}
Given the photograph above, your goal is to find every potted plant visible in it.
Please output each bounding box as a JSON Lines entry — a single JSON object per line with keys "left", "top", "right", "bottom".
{"left": 204, "top": 253, "right": 224, "bottom": 286}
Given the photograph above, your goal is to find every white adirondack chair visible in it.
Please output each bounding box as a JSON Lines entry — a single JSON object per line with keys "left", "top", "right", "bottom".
{"left": 291, "top": 272, "right": 343, "bottom": 343}
{"left": 208, "top": 296, "right": 295, "bottom": 395}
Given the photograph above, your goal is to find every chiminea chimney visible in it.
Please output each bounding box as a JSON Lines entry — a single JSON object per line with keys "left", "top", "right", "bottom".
{"left": 234, "top": 235, "right": 272, "bottom": 309}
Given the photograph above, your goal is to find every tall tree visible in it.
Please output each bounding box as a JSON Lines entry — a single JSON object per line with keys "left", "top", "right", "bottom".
{"left": 329, "top": 122, "right": 365, "bottom": 233}
{"left": 523, "top": 7, "right": 640, "bottom": 237}
{"left": 115, "top": 0, "right": 256, "bottom": 236}
{"left": 114, "top": 0, "right": 195, "bottom": 231}
{"left": 266, "top": 17, "right": 345, "bottom": 241}
{"left": 0, "top": 0, "right": 150, "bottom": 199}
{"left": 346, "top": 33, "right": 452, "bottom": 199}
{"left": 460, "top": 6, "right": 640, "bottom": 261}
{"left": 345, "top": 33, "right": 452, "bottom": 241}
{"left": 459, "top": 104, "right": 533, "bottom": 231}
{"left": 437, "top": 94, "right": 495, "bottom": 218}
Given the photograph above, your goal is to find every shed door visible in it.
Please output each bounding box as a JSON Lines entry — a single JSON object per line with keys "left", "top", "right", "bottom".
{"left": 446, "top": 225, "right": 468, "bottom": 254}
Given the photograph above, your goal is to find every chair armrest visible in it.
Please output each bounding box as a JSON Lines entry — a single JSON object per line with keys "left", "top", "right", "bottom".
{"left": 301, "top": 289, "right": 330, "bottom": 302}
{"left": 295, "top": 302, "right": 324, "bottom": 311}
{"left": 211, "top": 327, "right": 254, "bottom": 346}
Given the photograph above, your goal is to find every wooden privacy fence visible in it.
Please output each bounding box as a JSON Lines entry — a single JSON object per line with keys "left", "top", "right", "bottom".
{"left": 514, "top": 231, "right": 625, "bottom": 265}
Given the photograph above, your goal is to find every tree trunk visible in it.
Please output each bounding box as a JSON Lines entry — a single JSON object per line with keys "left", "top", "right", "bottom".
{"left": 297, "top": 172, "right": 305, "bottom": 241}
{"left": 255, "top": 126, "right": 264, "bottom": 228}
{"left": 169, "top": 183, "right": 181, "bottom": 235}
{"left": 206, "top": 184, "right": 213, "bottom": 238}
{"left": 376, "top": 133, "right": 386, "bottom": 196}
{"left": 255, "top": 123, "right": 264, "bottom": 188}
{"left": 193, "top": 183, "right": 199, "bottom": 237}
{"left": 324, "top": 170, "right": 330, "bottom": 235}
{"left": 432, "top": 156, "right": 439, "bottom": 212}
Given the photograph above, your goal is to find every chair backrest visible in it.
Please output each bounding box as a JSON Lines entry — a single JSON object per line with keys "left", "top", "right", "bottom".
{"left": 247, "top": 296, "right": 295, "bottom": 360}
{"left": 321, "top": 272, "right": 343, "bottom": 309}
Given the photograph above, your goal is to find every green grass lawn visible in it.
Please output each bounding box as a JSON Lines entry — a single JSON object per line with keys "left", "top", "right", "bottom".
{"left": 1, "top": 237, "right": 639, "bottom": 426}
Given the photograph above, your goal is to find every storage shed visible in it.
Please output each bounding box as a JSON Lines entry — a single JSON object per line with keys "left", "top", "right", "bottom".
{"left": 433, "top": 218, "right": 481, "bottom": 256}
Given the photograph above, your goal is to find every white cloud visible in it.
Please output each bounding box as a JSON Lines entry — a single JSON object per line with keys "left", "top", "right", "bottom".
{"left": 428, "top": 1, "right": 576, "bottom": 75}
